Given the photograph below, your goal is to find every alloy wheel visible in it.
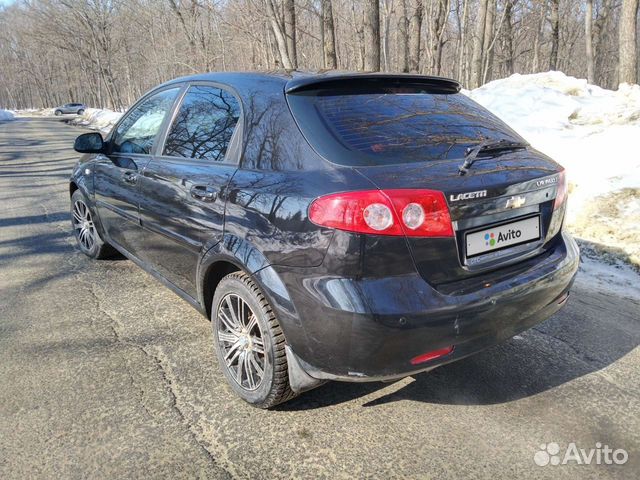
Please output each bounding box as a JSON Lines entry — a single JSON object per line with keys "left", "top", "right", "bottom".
{"left": 72, "top": 199, "right": 97, "bottom": 251}
{"left": 217, "top": 293, "right": 267, "bottom": 391}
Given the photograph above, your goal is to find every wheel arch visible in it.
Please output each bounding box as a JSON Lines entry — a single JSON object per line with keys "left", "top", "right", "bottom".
{"left": 197, "top": 234, "right": 303, "bottom": 346}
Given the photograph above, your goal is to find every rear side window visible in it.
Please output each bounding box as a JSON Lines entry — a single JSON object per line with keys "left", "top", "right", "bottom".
{"left": 287, "top": 86, "right": 524, "bottom": 166}
{"left": 163, "top": 85, "right": 240, "bottom": 162}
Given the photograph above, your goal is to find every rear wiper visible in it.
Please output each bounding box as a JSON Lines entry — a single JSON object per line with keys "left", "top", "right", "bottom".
{"left": 458, "top": 139, "right": 529, "bottom": 175}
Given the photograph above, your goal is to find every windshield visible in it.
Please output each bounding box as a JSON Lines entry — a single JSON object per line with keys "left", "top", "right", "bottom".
{"left": 287, "top": 87, "right": 525, "bottom": 167}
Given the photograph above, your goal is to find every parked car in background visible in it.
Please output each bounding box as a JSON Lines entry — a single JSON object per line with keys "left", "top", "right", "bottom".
{"left": 55, "top": 103, "right": 86, "bottom": 115}
{"left": 69, "top": 72, "right": 579, "bottom": 408}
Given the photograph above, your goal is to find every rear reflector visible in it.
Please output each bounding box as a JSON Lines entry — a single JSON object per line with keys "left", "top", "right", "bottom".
{"left": 410, "top": 346, "right": 454, "bottom": 365}
{"left": 309, "top": 189, "right": 453, "bottom": 237}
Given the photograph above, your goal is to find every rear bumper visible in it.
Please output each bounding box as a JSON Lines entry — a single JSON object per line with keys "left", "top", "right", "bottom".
{"left": 278, "top": 231, "right": 580, "bottom": 382}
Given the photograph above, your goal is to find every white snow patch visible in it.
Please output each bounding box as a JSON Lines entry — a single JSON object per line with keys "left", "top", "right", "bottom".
{"left": 466, "top": 71, "right": 640, "bottom": 224}
{"left": 0, "top": 109, "right": 15, "bottom": 121}
{"left": 71, "top": 108, "right": 123, "bottom": 134}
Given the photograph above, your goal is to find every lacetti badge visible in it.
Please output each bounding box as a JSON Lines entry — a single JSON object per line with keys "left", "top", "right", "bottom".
{"left": 449, "top": 190, "right": 487, "bottom": 202}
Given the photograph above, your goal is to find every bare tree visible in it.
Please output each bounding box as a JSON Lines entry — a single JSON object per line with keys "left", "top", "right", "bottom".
{"left": 407, "top": 0, "right": 422, "bottom": 73}
{"left": 585, "top": 0, "right": 594, "bottom": 83}
{"left": 265, "top": 0, "right": 295, "bottom": 69}
{"left": 0, "top": 0, "right": 636, "bottom": 110}
{"left": 470, "top": 0, "right": 489, "bottom": 87}
{"left": 322, "top": 0, "right": 337, "bottom": 68}
{"left": 284, "top": 0, "right": 298, "bottom": 68}
{"left": 549, "top": 0, "right": 560, "bottom": 70}
{"left": 363, "top": 0, "right": 381, "bottom": 71}
{"left": 618, "top": 0, "right": 639, "bottom": 84}
{"left": 397, "top": 0, "right": 409, "bottom": 72}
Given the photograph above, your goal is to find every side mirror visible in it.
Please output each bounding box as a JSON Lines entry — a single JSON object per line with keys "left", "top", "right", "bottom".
{"left": 74, "top": 132, "right": 104, "bottom": 154}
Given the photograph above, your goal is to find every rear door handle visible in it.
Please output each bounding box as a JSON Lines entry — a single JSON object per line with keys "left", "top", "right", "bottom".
{"left": 121, "top": 171, "right": 138, "bottom": 184}
{"left": 190, "top": 185, "right": 217, "bottom": 202}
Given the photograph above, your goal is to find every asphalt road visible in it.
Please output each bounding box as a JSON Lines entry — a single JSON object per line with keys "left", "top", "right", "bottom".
{"left": 0, "top": 117, "right": 638, "bottom": 479}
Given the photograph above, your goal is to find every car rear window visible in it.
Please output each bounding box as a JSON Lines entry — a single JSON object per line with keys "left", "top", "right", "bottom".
{"left": 287, "top": 86, "right": 524, "bottom": 166}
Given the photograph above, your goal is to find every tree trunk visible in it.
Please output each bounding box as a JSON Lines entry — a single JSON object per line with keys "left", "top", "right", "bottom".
{"left": 502, "top": 0, "right": 514, "bottom": 76}
{"left": 549, "top": 0, "right": 559, "bottom": 71}
{"left": 408, "top": 0, "right": 422, "bottom": 73}
{"left": 321, "top": 0, "right": 337, "bottom": 68}
{"left": 470, "top": 0, "right": 488, "bottom": 87}
{"left": 532, "top": 2, "right": 545, "bottom": 72}
{"left": 457, "top": 0, "right": 469, "bottom": 81}
{"left": 585, "top": 0, "right": 594, "bottom": 83}
{"left": 618, "top": 0, "right": 639, "bottom": 84}
{"left": 398, "top": 0, "right": 409, "bottom": 72}
{"left": 265, "top": 0, "right": 294, "bottom": 69}
{"left": 283, "top": 0, "right": 298, "bottom": 68}
{"left": 363, "top": 0, "right": 381, "bottom": 71}
{"left": 482, "top": 0, "right": 495, "bottom": 82}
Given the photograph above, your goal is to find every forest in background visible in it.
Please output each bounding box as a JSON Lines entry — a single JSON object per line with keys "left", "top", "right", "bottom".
{"left": 0, "top": 0, "right": 638, "bottom": 110}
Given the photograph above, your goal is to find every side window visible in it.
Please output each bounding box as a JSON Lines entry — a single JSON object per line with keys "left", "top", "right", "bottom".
{"left": 112, "top": 88, "right": 180, "bottom": 155}
{"left": 163, "top": 85, "right": 240, "bottom": 162}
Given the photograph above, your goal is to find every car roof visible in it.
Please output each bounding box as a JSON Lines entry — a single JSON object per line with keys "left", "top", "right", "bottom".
{"left": 157, "top": 71, "right": 461, "bottom": 95}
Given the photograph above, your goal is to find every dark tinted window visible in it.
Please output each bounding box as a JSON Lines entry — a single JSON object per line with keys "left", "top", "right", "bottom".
{"left": 288, "top": 87, "right": 524, "bottom": 166}
{"left": 163, "top": 85, "right": 240, "bottom": 162}
{"left": 112, "top": 88, "right": 179, "bottom": 155}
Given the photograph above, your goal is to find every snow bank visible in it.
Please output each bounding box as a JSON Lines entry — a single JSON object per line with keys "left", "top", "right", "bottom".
{"left": 467, "top": 71, "right": 640, "bottom": 266}
{"left": 70, "top": 108, "right": 123, "bottom": 134}
{"left": 0, "top": 109, "right": 15, "bottom": 121}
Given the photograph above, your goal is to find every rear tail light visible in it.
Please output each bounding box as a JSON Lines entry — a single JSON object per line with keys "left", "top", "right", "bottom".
{"left": 553, "top": 170, "right": 567, "bottom": 211}
{"left": 309, "top": 189, "right": 454, "bottom": 237}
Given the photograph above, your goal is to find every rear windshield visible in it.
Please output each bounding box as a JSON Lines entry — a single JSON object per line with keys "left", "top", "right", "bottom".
{"left": 287, "top": 86, "right": 524, "bottom": 166}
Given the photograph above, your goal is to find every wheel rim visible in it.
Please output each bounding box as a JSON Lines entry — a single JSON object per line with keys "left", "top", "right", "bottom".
{"left": 72, "top": 199, "right": 97, "bottom": 251}
{"left": 217, "top": 293, "right": 266, "bottom": 391}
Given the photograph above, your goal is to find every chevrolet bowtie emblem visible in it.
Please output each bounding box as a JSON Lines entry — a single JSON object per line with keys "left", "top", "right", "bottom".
{"left": 505, "top": 195, "right": 526, "bottom": 209}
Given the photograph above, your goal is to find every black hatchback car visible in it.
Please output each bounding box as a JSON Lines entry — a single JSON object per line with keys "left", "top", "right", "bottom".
{"left": 70, "top": 72, "right": 579, "bottom": 408}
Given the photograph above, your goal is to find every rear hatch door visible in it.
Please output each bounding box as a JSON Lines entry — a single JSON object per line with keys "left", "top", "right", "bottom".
{"left": 286, "top": 75, "right": 565, "bottom": 286}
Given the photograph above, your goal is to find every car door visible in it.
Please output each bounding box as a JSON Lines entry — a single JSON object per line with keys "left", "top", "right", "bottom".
{"left": 93, "top": 86, "right": 182, "bottom": 256}
{"left": 137, "top": 83, "right": 242, "bottom": 298}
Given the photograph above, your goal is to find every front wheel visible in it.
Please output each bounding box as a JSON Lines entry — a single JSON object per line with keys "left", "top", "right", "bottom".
{"left": 212, "top": 272, "right": 296, "bottom": 408}
{"left": 77, "top": 109, "right": 85, "bottom": 115}
{"left": 54, "top": 110, "right": 62, "bottom": 116}
{"left": 71, "top": 190, "right": 114, "bottom": 259}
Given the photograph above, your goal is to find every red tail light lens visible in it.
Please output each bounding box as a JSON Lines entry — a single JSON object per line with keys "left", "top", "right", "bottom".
{"left": 309, "top": 189, "right": 453, "bottom": 237}
{"left": 553, "top": 170, "right": 567, "bottom": 211}
{"left": 384, "top": 189, "right": 454, "bottom": 237}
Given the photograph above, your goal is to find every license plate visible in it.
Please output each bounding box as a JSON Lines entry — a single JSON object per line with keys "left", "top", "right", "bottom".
{"left": 466, "top": 216, "right": 540, "bottom": 258}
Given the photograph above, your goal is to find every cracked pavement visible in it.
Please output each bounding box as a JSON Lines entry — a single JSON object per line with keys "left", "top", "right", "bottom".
{"left": 0, "top": 118, "right": 638, "bottom": 479}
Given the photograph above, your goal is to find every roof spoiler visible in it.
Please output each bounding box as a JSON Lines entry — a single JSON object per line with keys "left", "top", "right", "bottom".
{"left": 285, "top": 73, "right": 462, "bottom": 94}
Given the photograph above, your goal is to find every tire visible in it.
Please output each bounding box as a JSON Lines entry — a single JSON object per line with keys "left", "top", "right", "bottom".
{"left": 55, "top": 110, "right": 62, "bottom": 116}
{"left": 77, "top": 109, "right": 85, "bottom": 115}
{"left": 70, "top": 190, "right": 114, "bottom": 259}
{"left": 212, "top": 272, "right": 297, "bottom": 409}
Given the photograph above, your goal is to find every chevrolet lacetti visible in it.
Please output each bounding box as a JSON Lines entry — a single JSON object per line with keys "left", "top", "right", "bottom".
{"left": 69, "top": 72, "right": 579, "bottom": 408}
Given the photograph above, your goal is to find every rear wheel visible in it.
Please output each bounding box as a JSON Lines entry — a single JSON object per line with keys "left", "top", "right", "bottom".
{"left": 71, "top": 190, "right": 114, "bottom": 259}
{"left": 212, "top": 272, "right": 296, "bottom": 408}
